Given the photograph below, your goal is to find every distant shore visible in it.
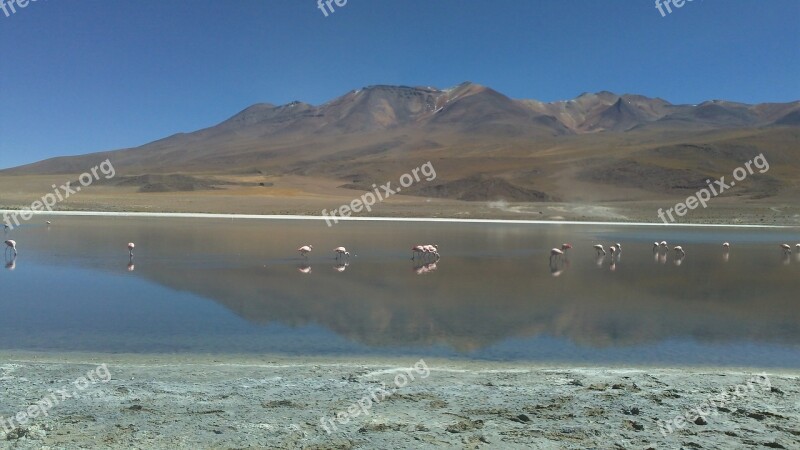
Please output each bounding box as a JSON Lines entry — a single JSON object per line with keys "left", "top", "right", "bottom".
{"left": 2, "top": 209, "right": 799, "bottom": 229}
{"left": 0, "top": 351, "right": 797, "bottom": 449}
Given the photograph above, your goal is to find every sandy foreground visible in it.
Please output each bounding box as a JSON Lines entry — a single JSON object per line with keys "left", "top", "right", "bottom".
{"left": 0, "top": 353, "right": 797, "bottom": 450}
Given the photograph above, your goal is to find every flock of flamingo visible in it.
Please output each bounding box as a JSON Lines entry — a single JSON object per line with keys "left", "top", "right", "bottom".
{"left": 291, "top": 243, "right": 440, "bottom": 274}
{"left": 545, "top": 240, "right": 800, "bottom": 275}
{"left": 3, "top": 222, "right": 800, "bottom": 275}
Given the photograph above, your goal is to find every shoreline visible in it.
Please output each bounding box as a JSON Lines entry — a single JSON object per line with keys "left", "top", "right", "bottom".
{"left": 2, "top": 209, "right": 798, "bottom": 229}
{"left": 3, "top": 350, "right": 800, "bottom": 374}
{"left": 1, "top": 351, "right": 797, "bottom": 449}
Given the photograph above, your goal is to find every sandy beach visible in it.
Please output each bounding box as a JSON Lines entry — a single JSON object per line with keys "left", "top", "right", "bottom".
{"left": 0, "top": 352, "right": 797, "bottom": 449}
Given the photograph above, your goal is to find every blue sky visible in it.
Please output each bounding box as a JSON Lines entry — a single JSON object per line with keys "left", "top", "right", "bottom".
{"left": 0, "top": 0, "right": 798, "bottom": 169}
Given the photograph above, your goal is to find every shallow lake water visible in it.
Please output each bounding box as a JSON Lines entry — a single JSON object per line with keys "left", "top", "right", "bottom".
{"left": 1, "top": 216, "right": 799, "bottom": 367}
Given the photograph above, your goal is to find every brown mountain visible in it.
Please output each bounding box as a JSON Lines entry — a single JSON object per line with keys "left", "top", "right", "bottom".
{"left": 3, "top": 82, "right": 799, "bottom": 204}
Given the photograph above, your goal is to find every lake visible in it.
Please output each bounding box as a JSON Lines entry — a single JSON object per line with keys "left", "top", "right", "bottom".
{"left": 1, "top": 216, "right": 798, "bottom": 367}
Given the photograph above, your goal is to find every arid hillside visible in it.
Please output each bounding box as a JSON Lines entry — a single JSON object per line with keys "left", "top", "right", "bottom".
{"left": 2, "top": 83, "right": 799, "bottom": 218}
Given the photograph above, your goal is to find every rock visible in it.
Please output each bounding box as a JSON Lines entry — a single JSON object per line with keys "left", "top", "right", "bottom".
{"left": 694, "top": 416, "right": 707, "bottom": 425}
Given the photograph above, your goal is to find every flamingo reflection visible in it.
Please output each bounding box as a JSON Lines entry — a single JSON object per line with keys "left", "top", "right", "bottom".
{"left": 297, "top": 264, "right": 312, "bottom": 274}
{"left": 334, "top": 262, "right": 349, "bottom": 272}
{"left": 414, "top": 261, "right": 438, "bottom": 275}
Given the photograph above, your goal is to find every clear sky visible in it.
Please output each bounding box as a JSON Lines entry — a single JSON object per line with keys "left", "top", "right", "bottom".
{"left": 0, "top": 0, "right": 798, "bottom": 169}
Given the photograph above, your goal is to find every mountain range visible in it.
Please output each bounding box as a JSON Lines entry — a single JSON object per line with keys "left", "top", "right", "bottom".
{"left": 5, "top": 82, "right": 799, "bottom": 203}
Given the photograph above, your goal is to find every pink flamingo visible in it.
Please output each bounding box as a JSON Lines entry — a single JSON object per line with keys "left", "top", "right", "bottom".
{"left": 722, "top": 242, "right": 730, "bottom": 249}
{"left": 298, "top": 244, "right": 313, "bottom": 259}
{"left": 550, "top": 243, "right": 572, "bottom": 262}
{"left": 653, "top": 242, "right": 659, "bottom": 252}
{"left": 411, "top": 245, "right": 426, "bottom": 259}
{"left": 127, "top": 242, "right": 135, "bottom": 258}
{"left": 674, "top": 246, "right": 685, "bottom": 257}
{"left": 5, "top": 240, "right": 17, "bottom": 257}
{"left": 423, "top": 244, "right": 440, "bottom": 258}
{"left": 333, "top": 247, "right": 350, "bottom": 259}
{"left": 593, "top": 244, "right": 606, "bottom": 256}
{"left": 780, "top": 244, "right": 792, "bottom": 254}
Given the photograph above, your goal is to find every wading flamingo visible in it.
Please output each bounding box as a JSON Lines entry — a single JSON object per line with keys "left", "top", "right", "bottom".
{"left": 549, "top": 248, "right": 564, "bottom": 261}
{"left": 127, "top": 242, "right": 135, "bottom": 258}
{"left": 423, "top": 244, "right": 440, "bottom": 259}
{"left": 660, "top": 241, "right": 668, "bottom": 251}
{"left": 298, "top": 245, "right": 313, "bottom": 259}
{"left": 593, "top": 244, "right": 606, "bottom": 256}
{"left": 674, "top": 246, "right": 686, "bottom": 257}
{"left": 4, "top": 240, "right": 16, "bottom": 257}
{"left": 333, "top": 247, "right": 350, "bottom": 259}
{"left": 723, "top": 242, "right": 730, "bottom": 249}
{"left": 411, "top": 245, "right": 426, "bottom": 259}
{"left": 780, "top": 244, "right": 792, "bottom": 254}
{"left": 550, "top": 243, "right": 572, "bottom": 262}
{"left": 609, "top": 245, "right": 617, "bottom": 257}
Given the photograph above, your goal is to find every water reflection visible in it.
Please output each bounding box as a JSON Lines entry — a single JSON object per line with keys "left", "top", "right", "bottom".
{"left": 1, "top": 217, "right": 799, "bottom": 365}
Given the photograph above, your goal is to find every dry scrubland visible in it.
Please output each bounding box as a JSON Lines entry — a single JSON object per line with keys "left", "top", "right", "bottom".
{"left": 0, "top": 353, "right": 798, "bottom": 449}
{"left": 0, "top": 174, "right": 799, "bottom": 226}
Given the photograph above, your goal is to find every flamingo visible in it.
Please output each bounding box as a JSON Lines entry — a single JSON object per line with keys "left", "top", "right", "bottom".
{"left": 550, "top": 243, "right": 572, "bottom": 262}
{"left": 4, "top": 240, "right": 17, "bottom": 257}
{"left": 127, "top": 242, "right": 135, "bottom": 258}
{"left": 674, "top": 246, "right": 686, "bottom": 257}
{"left": 411, "top": 245, "right": 426, "bottom": 259}
{"left": 653, "top": 242, "right": 659, "bottom": 252}
{"left": 333, "top": 247, "right": 350, "bottom": 259}
{"left": 615, "top": 243, "right": 622, "bottom": 253}
{"left": 298, "top": 244, "right": 313, "bottom": 259}
{"left": 660, "top": 241, "right": 668, "bottom": 250}
{"left": 722, "top": 242, "right": 730, "bottom": 249}
{"left": 423, "top": 244, "right": 440, "bottom": 259}
{"left": 593, "top": 244, "right": 606, "bottom": 256}
{"left": 780, "top": 244, "right": 792, "bottom": 254}
{"left": 609, "top": 245, "right": 617, "bottom": 257}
